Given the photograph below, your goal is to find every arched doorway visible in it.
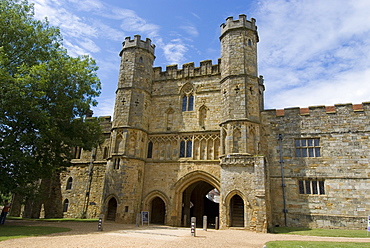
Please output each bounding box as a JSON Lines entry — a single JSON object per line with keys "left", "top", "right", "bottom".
{"left": 182, "top": 181, "right": 219, "bottom": 228}
{"left": 106, "top": 197, "right": 117, "bottom": 221}
{"left": 230, "top": 194, "right": 244, "bottom": 227}
{"left": 151, "top": 197, "right": 165, "bottom": 224}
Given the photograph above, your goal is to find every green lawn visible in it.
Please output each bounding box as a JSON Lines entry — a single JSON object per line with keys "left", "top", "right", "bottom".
{"left": 270, "top": 226, "right": 369, "bottom": 238}
{"left": 0, "top": 225, "right": 70, "bottom": 241}
{"left": 265, "top": 241, "right": 370, "bottom": 248}
{"left": 266, "top": 227, "right": 370, "bottom": 248}
{"left": 8, "top": 216, "right": 98, "bottom": 222}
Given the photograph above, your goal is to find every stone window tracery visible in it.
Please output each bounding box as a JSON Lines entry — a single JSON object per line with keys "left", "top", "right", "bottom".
{"left": 181, "top": 84, "right": 194, "bottom": 112}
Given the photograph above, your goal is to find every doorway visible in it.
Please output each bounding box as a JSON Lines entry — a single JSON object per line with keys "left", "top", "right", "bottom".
{"left": 151, "top": 197, "right": 165, "bottom": 224}
{"left": 230, "top": 194, "right": 244, "bottom": 227}
{"left": 106, "top": 197, "right": 117, "bottom": 221}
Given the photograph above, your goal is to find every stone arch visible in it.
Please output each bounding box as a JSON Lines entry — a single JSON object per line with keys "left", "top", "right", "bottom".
{"left": 232, "top": 127, "right": 242, "bottom": 153}
{"left": 224, "top": 190, "right": 251, "bottom": 227}
{"left": 173, "top": 171, "right": 220, "bottom": 226}
{"left": 174, "top": 170, "right": 220, "bottom": 193}
{"left": 104, "top": 194, "right": 120, "bottom": 221}
{"left": 165, "top": 107, "right": 175, "bottom": 130}
{"left": 115, "top": 134, "right": 124, "bottom": 153}
{"left": 198, "top": 105, "right": 208, "bottom": 128}
{"left": 143, "top": 190, "right": 170, "bottom": 225}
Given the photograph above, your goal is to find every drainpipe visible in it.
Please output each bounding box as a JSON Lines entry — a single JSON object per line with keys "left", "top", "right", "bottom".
{"left": 278, "top": 134, "right": 288, "bottom": 226}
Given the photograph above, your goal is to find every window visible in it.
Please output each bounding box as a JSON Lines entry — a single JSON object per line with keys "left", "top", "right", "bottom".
{"left": 103, "top": 147, "right": 108, "bottom": 159}
{"left": 182, "top": 94, "right": 194, "bottom": 111}
{"left": 180, "top": 140, "right": 192, "bottom": 158}
{"left": 113, "top": 158, "right": 120, "bottom": 169}
{"left": 298, "top": 180, "right": 325, "bottom": 195}
{"left": 66, "top": 177, "right": 73, "bottom": 190}
{"left": 295, "top": 138, "right": 320, "bottom": 157}
{"left": 147, "top": 141, "right": 153, "bottom": 158}
{"left": 72, "top": 146, "right": 81, "bottom": 159}
{"left": 63, "top": 199, "right": 69, "bottom": 212}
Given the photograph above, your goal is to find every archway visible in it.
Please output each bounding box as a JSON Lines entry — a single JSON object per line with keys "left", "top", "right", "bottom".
{"left": 182, "top": 181, "right": 219, "bottom": 228}
{"left": 230, "top": 194, "right": 244, "bottom": 227}
{"left": 151, "top": 197, "right": 165, "bottom": 224}
{"left": 106, "top": 197, "right": 117, "bottom": 221}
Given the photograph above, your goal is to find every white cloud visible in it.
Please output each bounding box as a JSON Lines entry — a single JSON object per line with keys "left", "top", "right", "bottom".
{"left": 255, "top": 0, "right": 370, "bottom": 109}
{"left": 180, "top": 25, "right": 199, "bottom": 37}
{"left": 162, "top": 39, "right": 188, "bottom": 65}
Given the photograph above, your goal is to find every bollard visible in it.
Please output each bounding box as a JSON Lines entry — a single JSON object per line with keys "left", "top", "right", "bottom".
{"left": 203, "top": 215, "right": 207, "bottom": 231}
{"left": 191, "top": 217, "right": 196, "bottom": 237}
{"left": 97, "top": 214, "right": 104, "bottom": 231}
{"left": 215, "top": 216, "right": 219, "bottom": 230}
{"left": 136, "top": 213, "right": 140, "bottom": 227}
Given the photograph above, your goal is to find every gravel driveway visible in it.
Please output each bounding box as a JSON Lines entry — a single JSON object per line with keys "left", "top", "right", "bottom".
{"left": 2, "top": 220, "right": 370, "bottom": 248}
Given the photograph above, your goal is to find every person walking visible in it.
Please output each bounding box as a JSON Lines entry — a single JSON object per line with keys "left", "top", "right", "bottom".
{"left": 0, "top": 200, "right": 11, "bottom": 225}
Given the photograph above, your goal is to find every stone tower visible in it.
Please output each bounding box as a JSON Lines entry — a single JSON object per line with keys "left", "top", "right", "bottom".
{"left": 104, "top": 35, "right": 155, "bottom": 223}
{"left": 219, "top": 14, "right": 267, "bottom": 231}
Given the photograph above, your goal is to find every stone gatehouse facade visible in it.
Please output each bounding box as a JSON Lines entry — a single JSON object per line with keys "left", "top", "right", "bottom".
{"left": 56, "top": 15, "right": 369, "bottom": 231}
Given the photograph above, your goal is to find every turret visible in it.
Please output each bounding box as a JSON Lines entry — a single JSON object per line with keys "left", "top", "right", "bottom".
{"left": 219, "top": 14, "right": 264, "bottom": 155}
{"left": 113, "top": 35, "right": 155, "bottom": 130}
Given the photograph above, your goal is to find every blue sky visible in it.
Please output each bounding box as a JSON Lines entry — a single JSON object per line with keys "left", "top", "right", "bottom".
{"left": 29, "top": 0, "right": 370, "bottom": 117}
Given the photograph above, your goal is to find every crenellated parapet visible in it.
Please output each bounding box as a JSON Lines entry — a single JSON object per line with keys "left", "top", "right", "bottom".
{"left": 153, "top": 59, "right": 221, "bottom": 81}
{"left": 265, "top": 102, "right": 370, "bottom": 117}
{"left": 119, "top": 35, "right": 155, "bottom": 56}
{"left": 220, "top": 14, "right": 258, "bottom": 41}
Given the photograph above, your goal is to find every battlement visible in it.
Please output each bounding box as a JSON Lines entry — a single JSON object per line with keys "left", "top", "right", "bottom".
{"left": 153, "top": 59, "right": 221, "bottom": 81}
{"left": 220, "top": 14, "right": 258, "bottom": 40}
{"left": 265, "top": 102, "right": 370, "bottom": 117}
{"left": 120, "top": 35, "right": 155, "bottom": 55}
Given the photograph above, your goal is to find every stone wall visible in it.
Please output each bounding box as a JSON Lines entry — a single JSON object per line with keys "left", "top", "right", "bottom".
{"left": 262, "top": 103, "right": 370, "bottom": 229}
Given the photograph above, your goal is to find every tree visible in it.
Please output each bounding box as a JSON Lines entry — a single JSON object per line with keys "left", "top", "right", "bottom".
{"left": 0, "top": 0, "right": 102, "bottom": 196}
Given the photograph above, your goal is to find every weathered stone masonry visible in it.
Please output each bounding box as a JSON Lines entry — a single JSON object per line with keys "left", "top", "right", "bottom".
{"left": 15, "top": 14, "right": 369, "bottom": 232}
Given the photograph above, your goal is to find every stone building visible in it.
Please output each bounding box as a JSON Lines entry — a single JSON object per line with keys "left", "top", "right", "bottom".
{"left": 55, "top": 14, "right": 369, "bottom": 231}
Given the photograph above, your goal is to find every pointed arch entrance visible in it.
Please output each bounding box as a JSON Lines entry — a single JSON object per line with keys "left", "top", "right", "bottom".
{"left": 174, "top": 171, "right": 220, "bottom": 228}
{"left": 106, "top": 197, "right": 117, "bottom": 221}
{"left": 230, "top": 194, "right": 244, "bottom": 227}
{"left": 182, "top": 181, "right": 219, "bottom": 228}
{"left": 151, "top": 197, "right": 165, "bottom": 224}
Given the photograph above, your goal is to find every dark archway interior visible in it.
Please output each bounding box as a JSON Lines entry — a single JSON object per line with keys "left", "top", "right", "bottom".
{"left": 106, "top": 197, "right": 117, "bottom": 221}
{"left": 151, "top": 197, "right": 165, "bottom": 224}
{"left": 182, "top": 181, "right": 219, "bottom": 228}
{"left": 230, "top": 194, "right": 244, "bottom": 227}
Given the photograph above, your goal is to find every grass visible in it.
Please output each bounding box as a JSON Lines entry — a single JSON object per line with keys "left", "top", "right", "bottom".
{"left": 266, "top": 227, "right": 370, "bottom": 248}
{"left": 0, "top": 225, "right": 70, "bottom": 241}
{"left": 269, "top": 226, "right": 369, "bottom": 238}
{"left": 8, "top": 216, "right": 98, "bottom": 222}
{"left": 265, "top": 241, "right": 370, "bottom": 248}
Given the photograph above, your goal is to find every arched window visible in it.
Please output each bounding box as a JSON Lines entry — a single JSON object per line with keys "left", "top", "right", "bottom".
{"left": 180, "top": 140, "right": 192, "bottom": 158}
{"left": 182, "top": 94, "right": 194, "bottom": 111}
{"left": 147, "top": 141, "right": 153, "bottom": 158}
{"left": 66, "top": 177, "right": 73, "bottom": 190}
{"left": 248, "top": 39, "right": 252, "bottom": 47}
{"left": 63, "top": 199, "right": 69, "bottom": 212}
{"left": 181, "top": 83, "right": 194, "bottom": 112}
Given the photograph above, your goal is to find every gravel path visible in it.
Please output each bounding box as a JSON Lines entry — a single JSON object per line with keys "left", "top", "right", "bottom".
{"left": 2, "top": 220, "right": 370, "bottom": 248}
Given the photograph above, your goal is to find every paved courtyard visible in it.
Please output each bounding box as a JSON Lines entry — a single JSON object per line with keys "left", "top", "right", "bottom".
{"left": 1, "top": 220, "right": 370, "bottom": 247}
